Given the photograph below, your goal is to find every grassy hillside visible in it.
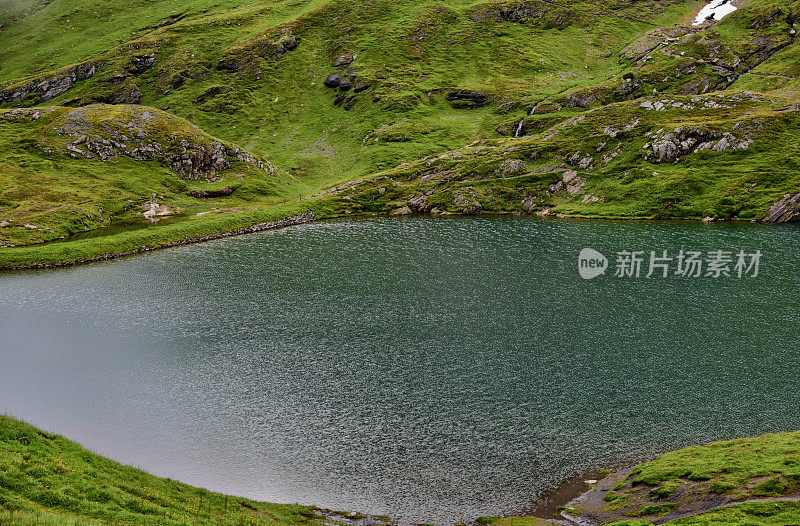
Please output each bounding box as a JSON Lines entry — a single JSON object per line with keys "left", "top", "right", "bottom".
{"left": 492, "top": 503, "right": 800, "bottom": 526}
{"left": 0, "top": 0, "right": 799, "bottom": 266}
{"left": 491, "top": 432, "right": 800, "bottom": 526}
{"left": 0, "top": 415, "right": 336, "bottom": 526}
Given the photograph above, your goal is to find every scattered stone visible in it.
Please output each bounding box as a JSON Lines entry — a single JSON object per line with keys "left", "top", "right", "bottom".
{"left": 333, "top": 53, "right": 354, "bottom": 67}
{"left": 324, "top": 73, "right": 342, "bottom": 88}
{"left": 353, "top": 81, "right": 371, "bottom": 93}
{"left": 142, "top": 201, "right": 175, "bottom": 219}
{"left": 604, "top": 119, "right": 640, "bottom": 138}
{"left": 392, "top": 206, "right": 412, "bottom": 215}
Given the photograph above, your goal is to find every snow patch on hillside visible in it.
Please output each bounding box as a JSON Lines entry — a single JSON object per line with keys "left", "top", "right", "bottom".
{"left": 692, "top": 0, "right": 737, "bottom": 25}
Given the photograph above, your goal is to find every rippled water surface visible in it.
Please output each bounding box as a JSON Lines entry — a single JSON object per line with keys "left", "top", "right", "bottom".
{"left": 2, "top": 217, "right": 799, "bottom": 523}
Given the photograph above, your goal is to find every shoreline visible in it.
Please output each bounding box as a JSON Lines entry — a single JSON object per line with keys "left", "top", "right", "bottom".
{"left": 0, "top": 211, "right": 317, "bottom": 271}
{"left": 0, "top": 207, "right": 787, "bottom": 272}
{"left": 520, "top": 469, "right": 609, "bottom": 522}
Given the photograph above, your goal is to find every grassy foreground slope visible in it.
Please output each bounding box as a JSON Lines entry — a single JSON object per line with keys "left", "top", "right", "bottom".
{"left": 492, "top": 432, "right": 800, "bottom": 526}
{"left": 0, "top": 0, "right": 799, "bottom": 266}
{"left": 0, "top": 416, "right": 332, "bottom": 526}
{"left": 493, "top": 503, "right": 800, "bottom": 526}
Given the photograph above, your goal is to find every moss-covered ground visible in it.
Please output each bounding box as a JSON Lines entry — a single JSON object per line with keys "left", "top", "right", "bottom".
{"left": 0, "top": 0, "right": 799, "bottom": 267}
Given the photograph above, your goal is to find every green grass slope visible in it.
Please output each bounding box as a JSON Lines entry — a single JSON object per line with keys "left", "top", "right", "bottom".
{"left": 0, "top": 0, "right": 799, "bottom": 266}
{"left": 0, "top": 415, "right": 334, "bottom": 526}
{"left": 572, "top": 431, "right": 800, "bottom": 525}
{"left": 491, "top": 432, "right": 800, "bottom": 526}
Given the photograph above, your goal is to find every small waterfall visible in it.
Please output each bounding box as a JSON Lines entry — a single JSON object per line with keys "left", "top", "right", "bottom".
{"left": 514, "top": 118, "right": 525, "bottom": 138}
{"left": 528, "top": 103, "right": 539, "bottom": 116}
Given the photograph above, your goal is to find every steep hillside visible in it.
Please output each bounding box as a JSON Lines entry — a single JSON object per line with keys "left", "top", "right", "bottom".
{"left": 0, "top": 0, "right": 799, "bottom": 266}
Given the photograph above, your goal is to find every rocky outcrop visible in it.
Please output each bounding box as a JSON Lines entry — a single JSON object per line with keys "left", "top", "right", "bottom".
{"left": 52, "top": 104, "right": 273, "bottom": 179}
{"left": 643, "top": 126, "right": 752, "bottom": 164}
{"left": 472, "top": 0, "right": 576, "bottom": 28}
{"left": 217, "top": 30, "right": 298, "bottom": 72}
{"left": 620, "top": 26, "right": 693, "bottom": 63}
{"left": 332, "top": 53, "right": 354, "bottom": 67}
{"left": 760, "top": 193, "right": 800, "bottom": 223}
{"left": 353, "top": 80, "right": 371, "bottom": 93}
{"left": 548, "top": 170, "right": 586, "bottom": 195}
{"left": 142, "top": 201, "right": 175, "bottom": 219}
{"left": 531, "top": 102, "right": 561, "bottom": 114}
{"left": 452, "top": 187, "right": 482, "bottom": 214}
{"left": 563, "top": 87, "right": 612, "bottom": 108}
{"left": 0, "top": 107, "right": 55, "bottom": 121}
{"left": 189, "top": 187, "right": 235, "bottom": 198}
{"left": 495, "top": 158, "right": 526, "bottom": 177}
{"left": 407, "top": 192, "right": 433, "bottom": 213}
{"left": 447, "top": 90, "right": 490, "bottom": 109}
{"left": 0, "top": 60, "right": 101, "bottom": 105}
{"left": 126, "top": 54, "right": 156, "bottom": 75}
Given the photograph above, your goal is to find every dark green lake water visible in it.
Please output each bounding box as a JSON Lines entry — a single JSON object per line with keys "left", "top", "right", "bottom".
{"left": 1, "top": 216, "right": 799, "bottom": 524}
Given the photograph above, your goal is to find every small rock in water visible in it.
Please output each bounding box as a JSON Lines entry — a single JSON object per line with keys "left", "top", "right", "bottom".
{"left": 585, "top": 479, "right": 598, "bottom": 484}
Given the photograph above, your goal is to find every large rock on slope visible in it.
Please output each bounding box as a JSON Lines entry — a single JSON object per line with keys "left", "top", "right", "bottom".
{"left": 761, "top": 193, "right": 800, "bottom": 223}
